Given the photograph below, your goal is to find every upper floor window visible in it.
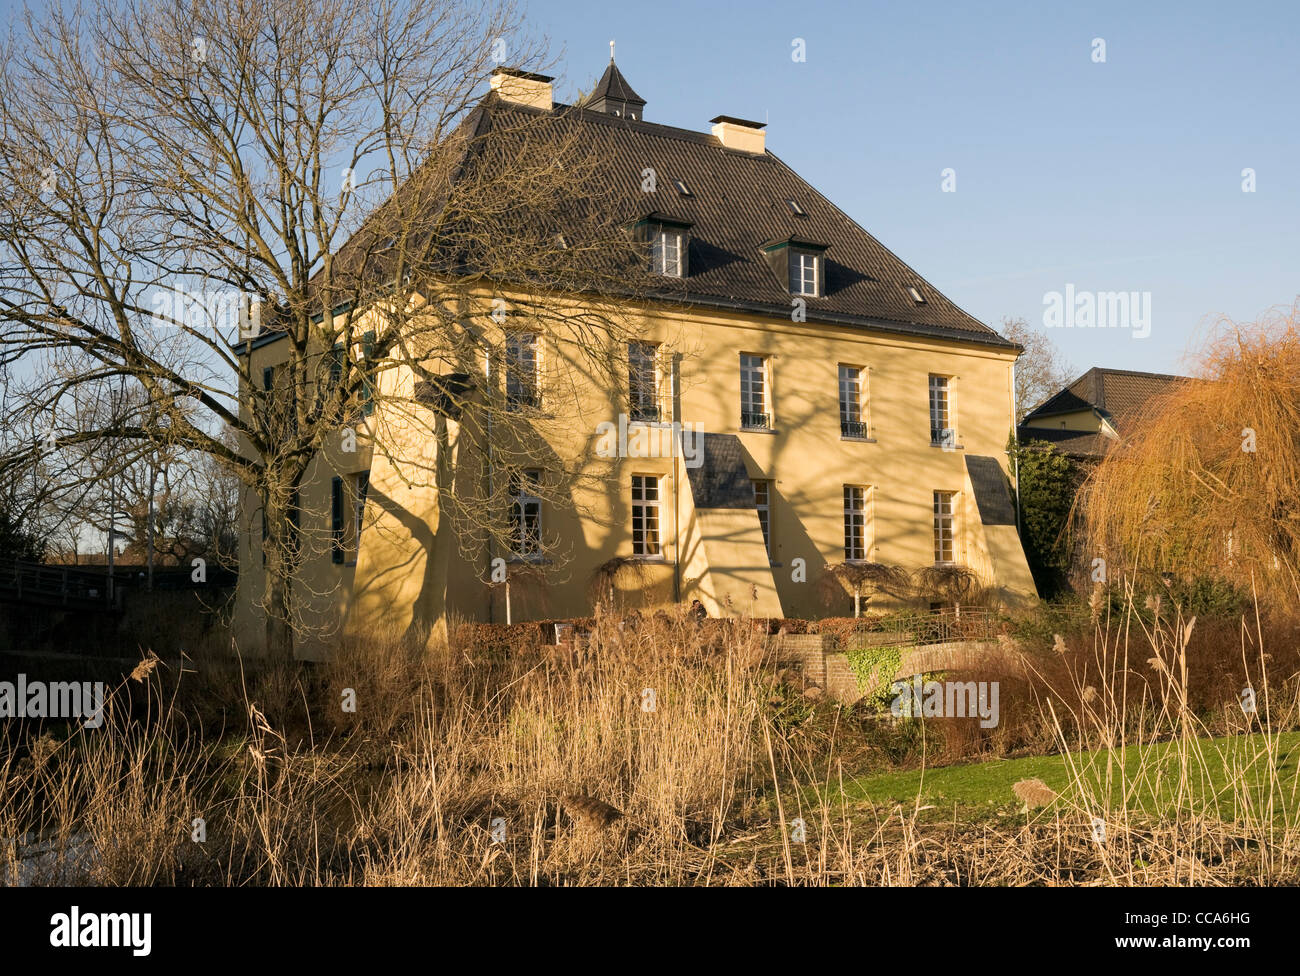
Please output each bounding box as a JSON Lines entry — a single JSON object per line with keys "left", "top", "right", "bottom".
{"left": 508, "top": 469, "right": 542, "bottom": 559}
{"left": 739, "top": 353, "right": 770, "bottom": 429}
{"left": 790, "top": 250, "right": 820, "bottom": 296}
{"left": 839, "top": 364, "right": 868, "bottom": 438}
{"left": 650, "top": 228, "right": 684, "bottom": 277}
{"left": 505, "top": 332, "right": 539, "bottom": 410}
{"left": 628, "top": 341, "right": 660, "bottom": 422}
{"left": 929, "top": 374, "right": 954, "bottom": 447}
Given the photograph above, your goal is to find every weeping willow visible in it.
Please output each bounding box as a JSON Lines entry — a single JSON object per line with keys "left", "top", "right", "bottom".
{"left": 1077, "top": 305, "right": 1300, "bottom": 603}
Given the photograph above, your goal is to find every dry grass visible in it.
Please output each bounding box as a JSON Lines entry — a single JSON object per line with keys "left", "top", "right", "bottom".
{"left": 3, "top": 597, "right": 1300, "bottom": 885}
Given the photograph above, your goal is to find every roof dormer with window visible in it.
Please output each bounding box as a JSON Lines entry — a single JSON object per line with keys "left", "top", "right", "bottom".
{"left": 760, "top": 236, "right": 828, "bottom": 298}
{"left": 633, "top": 213, "right": 691, "bottom": 278}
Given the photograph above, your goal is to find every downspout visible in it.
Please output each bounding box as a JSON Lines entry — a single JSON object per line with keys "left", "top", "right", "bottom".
{"left": 484, "top": 346, "right": 496, "bottom": 623}
{"left": 1010, "top": 360, "right": 1022, "bottom": 536}
{"left": 671, "top": 353, "right": 682, "bottom": 604}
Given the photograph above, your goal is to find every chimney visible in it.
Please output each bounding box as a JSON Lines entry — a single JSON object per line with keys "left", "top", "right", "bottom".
{"left": 710, "top": 115, "right": 766, "bottom": 154}
{"left": 489, "top": 67, "right": 554, "bottom": 110}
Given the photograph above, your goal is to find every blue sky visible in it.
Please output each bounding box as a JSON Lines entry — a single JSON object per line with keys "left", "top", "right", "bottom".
{"left": 532, "top": 0, "right": 1300, "bottom": 377}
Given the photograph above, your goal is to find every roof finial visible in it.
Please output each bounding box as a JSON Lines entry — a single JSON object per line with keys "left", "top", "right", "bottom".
{"left": 609, "top": 39, "right": 615, "bottom": 62}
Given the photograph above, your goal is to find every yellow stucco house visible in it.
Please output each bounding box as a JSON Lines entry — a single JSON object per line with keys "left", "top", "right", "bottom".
{"left": 232, "top": 59, "right": 1037, "bottom": 658}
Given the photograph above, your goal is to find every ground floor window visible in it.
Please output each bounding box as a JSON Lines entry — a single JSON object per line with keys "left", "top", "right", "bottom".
{"left": 509, "top": 469, "right": 542, "bottom": 558}
{"left": 632, "top": 475, "right": 661, "bottom": 557}
{"left": 753, "top": 479, "right": 773, "bottom": 558}
{"left": 843, "top": 484, "right": 870, "bottom": 561}
{"left": 933, "top": 490, "right": 956, "bottom": 564}
{"left": 332, "top": 472, "right": 369, "bottom": 564}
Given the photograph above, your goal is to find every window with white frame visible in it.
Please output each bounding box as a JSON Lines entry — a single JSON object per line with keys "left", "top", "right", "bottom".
{"left": 740, "top": 353, "right": 769, "bottom": 429}
{"left": 933, "top": 490, "right": 956, "bottom": 564}
{"left": 628, "top": 341, "right": 660, "bottom": 422}
{"left": 753, "top": 479, "right": 772, "bottom": 559}
{"left": 650, "top": 228, "right": 683, "bottom": 277}
{"left": 843, "top": 485, "right": 870, "bottom": 561}
{"left": 508, "top": 469, "right": 542, "bottom": 558}
{"left": 929, "top": 374, "right": 954, "bottom": 446}
{"left": 505, "top": 332, "right": 539, "bottom": 409}
{"left": 839, "top": 364, "right": 867, "bottom": 438}
{"left": 789, "top": 250, "right": 819, "bottom": 296}
{"left": 631, "top": 475, "right": 661, "bottom": 556}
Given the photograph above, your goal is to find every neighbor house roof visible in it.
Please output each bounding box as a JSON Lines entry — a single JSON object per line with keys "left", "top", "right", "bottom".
{"left": 1018, "top": 367, "right": 1194, "bottom": 458}
{"left": 1022, "top": 367, "right": 1191, "bottom": 433}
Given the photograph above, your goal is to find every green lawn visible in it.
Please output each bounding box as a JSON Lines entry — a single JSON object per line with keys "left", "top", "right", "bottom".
{"left": 833, "top": 731, "right": 1300, "bottom": 823}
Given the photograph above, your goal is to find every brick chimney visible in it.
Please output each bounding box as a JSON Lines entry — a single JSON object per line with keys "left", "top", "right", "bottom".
{"left": 710, "top": 115, "right": 766, "bottom": 154}
{"left": 489, "top": 67, "right": 554, "bottom": 110}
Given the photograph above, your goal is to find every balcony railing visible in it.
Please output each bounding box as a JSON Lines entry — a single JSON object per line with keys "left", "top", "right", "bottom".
{"left": 740, "top": 410, "right": 770, "bottom": 430}
{"left": 841, "top": 419, "right": 869, "bottom": 439}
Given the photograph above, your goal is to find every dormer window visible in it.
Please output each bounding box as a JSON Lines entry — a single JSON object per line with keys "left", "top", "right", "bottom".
{"left": 651, "top": 227, "right": 683, "bottom": 277}
{"left": 760, "top": 237, "right": 827, "bottom": 297}
{"left": 634, "top": 214, "right": 691, "bottom": 278}
{"left": 790, "top": 250, "right": 820, "bottom": 296}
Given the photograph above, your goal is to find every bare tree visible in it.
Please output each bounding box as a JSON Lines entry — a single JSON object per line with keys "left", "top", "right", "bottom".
{"left": 0, "top": 0, "right": 651, "bottom": 657}
{"left": 1000, "top": 316, "right": 1074, "bottom": 423}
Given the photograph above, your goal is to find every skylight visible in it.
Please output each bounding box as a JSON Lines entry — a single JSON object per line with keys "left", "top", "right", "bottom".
{"left": 907, "top": 286, "right": 926, "bottom": 305}
{"left": 673, "top": 179, "right": 692, "bottom": 197}
{"left": 786, "top": 199, "right": 806, "bottom": 216}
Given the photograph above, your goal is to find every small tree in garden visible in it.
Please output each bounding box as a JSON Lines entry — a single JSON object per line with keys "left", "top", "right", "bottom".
{"left": 1009, "top": 436, "right": 1083, "bottom": 597}
{"left": 818, "top": 561, "right": 911, "bottom": 618}
{"left": 913, "top": 564, "right": 983, "bottom": 617}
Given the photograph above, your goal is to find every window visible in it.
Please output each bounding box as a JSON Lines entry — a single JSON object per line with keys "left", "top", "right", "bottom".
{"left": 360, "top": 331, "right": 376, "bottom": 417}
{"left": 628, "top": 341, "right": 660, "bottom": 422}
{"left": 789, "top": 250, "right": 819, "bottom": 296}
{"left": 505, "top": 332, "right": 539, "bottom": 410}
{"left": 786, "top": 199, "right": 807, "bottom": 217}
{"left": 929, "top": 374, "right": 954, "bottom": 446}
{"left": 673, "top": 178, "right": 692, "bottom": 197}
{"left": 650, "top": 227, "right": 683, "bottom": 277}
{"left": 933, "top": 491, "right": 956, "bottom": 564}
{"left": 508, "top": 469, "right": 542, "bottom": 559}
{"left": 839, "top": 365, "right": 868, "bottom": 438}
{"left": 262, "top": 366, "right": 275, "bottom": 392}
{"left": 332, "top": 472, "right": 369, "bottom": 565}
{"left": 843, "top": 485, "right": 870, "bottom": 561}
{"left": 753, "top": 479, "right": 773, "bottom": 559}
{"left": 631, "top": 475, "right": 661, "bottom": 557}
{"left": 740, "top": 354, "right": 769, "bottom": 429}
{"left": 907, "top": 285, "right": 926, "bottom": 305}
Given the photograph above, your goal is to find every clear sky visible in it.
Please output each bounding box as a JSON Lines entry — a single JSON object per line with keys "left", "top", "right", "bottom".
{"left": 531, "top": 0, "right": 1300, "bottom": 377}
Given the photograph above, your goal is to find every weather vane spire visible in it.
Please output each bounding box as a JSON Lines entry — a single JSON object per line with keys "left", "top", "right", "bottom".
{"left": 610, "top": 39, "right": 615, "bottom": 62}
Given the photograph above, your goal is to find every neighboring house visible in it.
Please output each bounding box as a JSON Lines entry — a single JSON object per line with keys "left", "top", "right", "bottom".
{"left": 1018, "top": 367, "right": 1192, "bottom": 460}
{"left": 233, "top": 58, "right": 1037, "bottom": 657}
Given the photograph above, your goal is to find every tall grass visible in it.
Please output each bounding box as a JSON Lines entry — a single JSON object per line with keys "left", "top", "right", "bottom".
{"left": 3, "top": 596, "right": 1299, "bottom": 885}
